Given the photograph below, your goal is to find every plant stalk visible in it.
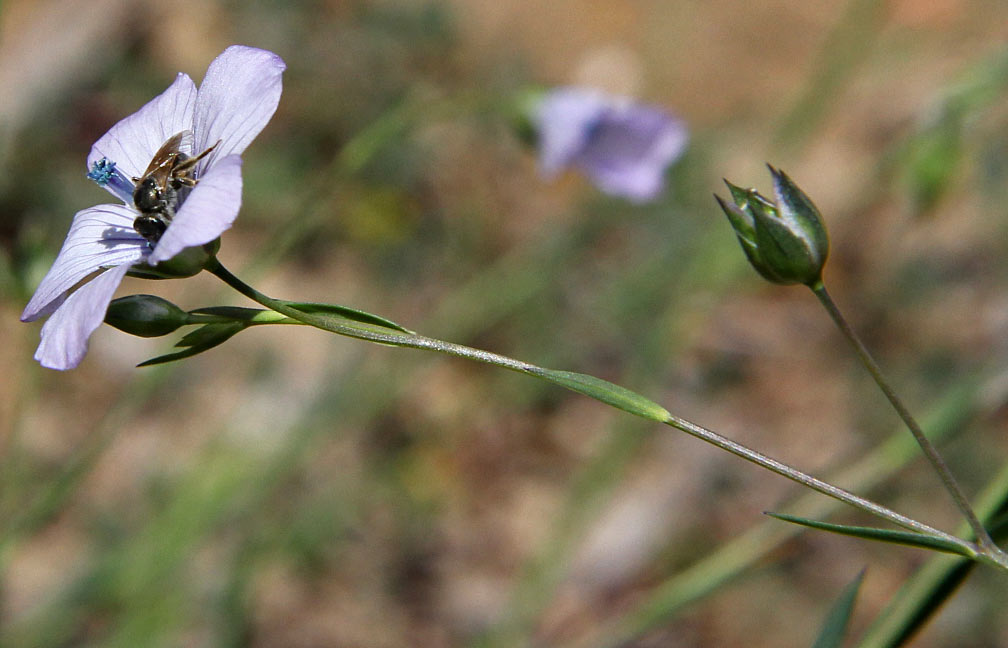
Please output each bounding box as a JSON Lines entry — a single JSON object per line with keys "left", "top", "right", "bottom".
{"left": 811, "top": 281, "right": 1000, "bottom": 555}
{"left": 206, "top": 259, "right": 1003, "bottom": 566}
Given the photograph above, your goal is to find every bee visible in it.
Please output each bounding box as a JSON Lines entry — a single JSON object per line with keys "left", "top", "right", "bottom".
{"left": 132, "top": 131, "right": 219, "bottom": 243}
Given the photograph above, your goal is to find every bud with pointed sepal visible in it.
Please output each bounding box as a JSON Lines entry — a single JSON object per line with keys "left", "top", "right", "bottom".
{"left": 105, "top": 294, "right": 190, "bottom": 337}
{"left": 715, "top": 166, "right": 829, "bottom": 287}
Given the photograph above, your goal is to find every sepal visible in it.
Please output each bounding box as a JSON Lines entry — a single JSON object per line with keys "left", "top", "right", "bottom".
{"left": 127, "top": 240, "right": 221, "bottom": 280}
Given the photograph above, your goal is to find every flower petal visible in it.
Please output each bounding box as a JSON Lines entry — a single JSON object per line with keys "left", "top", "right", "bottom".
{"left": 148, "top": 154, "right": 242, "bottom": 264}
{"left": 22, "top": 205, "right": 147, "bottom": 321}
{"left": 192, "top": 46, "right": 285, "bottom": 167}
{"left": 88, "top": 73, "right": 198, "bottom": 180}
{"left": 33, "top": 263, "right": 132, "bottom": 370}
{"left": 575, "top": 106, "right": 688, "bottom": 202}
{"left": 534, "top": 87, "right": 610, "bottom": 176}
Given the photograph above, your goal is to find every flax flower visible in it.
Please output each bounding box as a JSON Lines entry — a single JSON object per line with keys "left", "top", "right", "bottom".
{"left": 534, "top": 87, "right": 688, "bottom": 202}
{"left": 21, "top": 45, "right": 285, "bottom": 369}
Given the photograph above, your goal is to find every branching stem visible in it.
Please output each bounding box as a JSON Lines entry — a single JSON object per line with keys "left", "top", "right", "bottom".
{"left": 206, "top": 258, "right": 1008, "bottom": 568}
{"left": 811, "top": 281, "right": 1000, "bottom": 555}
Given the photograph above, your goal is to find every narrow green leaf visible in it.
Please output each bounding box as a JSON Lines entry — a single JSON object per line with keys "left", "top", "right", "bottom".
{"left": 280, "top": 300, "right": 413, "bottom": 334}
{"left": 175, "top": 323, "right": 245, "bottom": 348}
{"left": 858, "top": 459, "right": 1008, "bottom": 647}
{"left": 530, "top": 368, "right": 671, "bottom": 422}
{"left": 138, "top": 346, "right": 214, "bottom": 367}
{"left": 812, "top": 569, "right": 866, "bottom": 648}
{"left": 138, "top": 323, "right": 244, "bottom": 367}
{"left": 766, "top": 513, "right": 974, "bottom": 558}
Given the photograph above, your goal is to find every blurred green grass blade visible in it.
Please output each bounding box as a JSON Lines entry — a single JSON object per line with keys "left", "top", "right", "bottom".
{"left": 475, "top": 217, "right": 740, "bottom": 648}
{"left": 862, "top": 558, "right": 975, "bottom": 648}
{"left": 0, "top": 366, "right": 180, "bottom": 559}
{"left": 812, "top": 569, "right": 866, "bottom": 648}
{"left": 773, "top": 0, "right": 885, "bottom": 151}
{"left": 99, "top": 451, "right": 265, "bottom": 648}
{"left": 475, "top": 422, "right": 652, "bottom": 648}
{"left": 900, "top": 114, "right": 963, "bottom": 215}
{"left": 765, "top": 513, "right": 973, "bottom": 558}
{"left": 1, "top": 449, "right": 262, "bottom": 647}
{"left": 334, "top": 93, "right": 420, "bottom": 176}
{"left": 897, "top": 47, "right": 1008, "bottom": 215}
{"left": 857, "top": 459, "right": 1008, "bottom": 648}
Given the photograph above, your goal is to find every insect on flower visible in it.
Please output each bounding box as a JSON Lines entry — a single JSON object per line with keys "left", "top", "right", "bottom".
{"left": 131, "top": 131, "right": 220, "bottom": 243}
{"left": 22, "top": 45, "right": 286, "bottom": 370}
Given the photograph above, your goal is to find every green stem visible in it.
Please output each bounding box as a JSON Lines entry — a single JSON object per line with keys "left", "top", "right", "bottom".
{"left": 205, "top": 259, "right": 994, "bottom": 563}
{"left": 660, "top": 414, "right": 971, "bottom": 546}
{"left": 811, "top": 281, "right": 999, "bottom": 554}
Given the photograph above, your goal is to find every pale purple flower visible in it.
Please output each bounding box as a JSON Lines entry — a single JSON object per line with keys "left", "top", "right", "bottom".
{"left": 534, "top": 87, "right": 688, "bottom": 203}
{"left": 21, "top": 45, "right": 285, "bottom": 370}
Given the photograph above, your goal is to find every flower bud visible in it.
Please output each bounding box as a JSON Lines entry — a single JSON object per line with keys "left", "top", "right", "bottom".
{"left": 105, "top": 295, "right": 190, "bottom": 337}
{"left": 511, "top": 88, "right": 543, "bottom": 149}
{"left": 715, "top": 166, "right": 829, "bottom": 286}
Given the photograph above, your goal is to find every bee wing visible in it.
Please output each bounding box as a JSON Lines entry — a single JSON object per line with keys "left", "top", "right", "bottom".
{"left": 174, "top": 130, "right": 195, "bottom": 155}
{"left": 138, "top": 131, "right": 194, "bottom": 187}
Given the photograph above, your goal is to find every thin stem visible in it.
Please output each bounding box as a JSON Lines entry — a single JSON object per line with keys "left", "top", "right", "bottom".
{"left": 660, "top": 415, "right": 968, "bottom": 546}
{"left": 206, "top": 258, "right": 546, "bottom": 372}
{"left": 811, "top": 281, "right": 999, "bottom": 553}
{"left": 205, "top": 259, "right": 1001, "bottom": 564}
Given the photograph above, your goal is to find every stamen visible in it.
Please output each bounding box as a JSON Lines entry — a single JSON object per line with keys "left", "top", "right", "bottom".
{"left": 86, "top": 158, "right": 116, "bottom": 184}
{"left": 87, "top": 158, "right": 135, "bottom": 204}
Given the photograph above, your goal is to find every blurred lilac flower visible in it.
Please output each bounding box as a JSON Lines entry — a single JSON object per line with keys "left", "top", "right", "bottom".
{"left": 533, "top": 87, "right": 688, "bottom": 202}
{"left": 21, "top": 45, "right": 285, "bottom": 370}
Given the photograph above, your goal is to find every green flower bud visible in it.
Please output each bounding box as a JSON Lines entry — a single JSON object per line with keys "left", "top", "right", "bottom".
{"left": 512, "top": 88, "right": 546, "bottom": 149}
{"left": 127, "top": 239, "right": 221, "bottom": 280}
{"left": 105, "top": 294, "right": 190, "bottom": 337}
{"left": 715, "top": 166, "right": 829, "bottom": 286}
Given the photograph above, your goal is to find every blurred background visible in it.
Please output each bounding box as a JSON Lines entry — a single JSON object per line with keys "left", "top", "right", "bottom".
{"left": 3, "top": 1, "right": 1008, "bottom": 646}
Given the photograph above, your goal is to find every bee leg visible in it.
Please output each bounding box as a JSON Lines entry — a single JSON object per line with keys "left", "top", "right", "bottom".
{"left": 172, "top": 140, "right": 222, "bottom": 175}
